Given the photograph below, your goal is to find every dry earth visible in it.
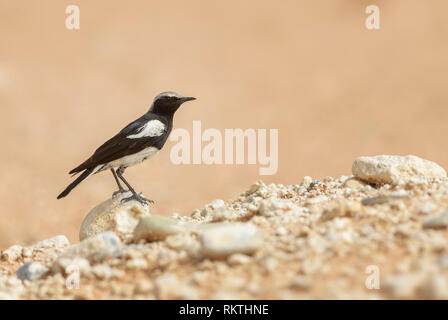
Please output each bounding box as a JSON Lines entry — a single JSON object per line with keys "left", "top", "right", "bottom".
{"left": 1, "top": 155, "right": 447, "bottom": 300}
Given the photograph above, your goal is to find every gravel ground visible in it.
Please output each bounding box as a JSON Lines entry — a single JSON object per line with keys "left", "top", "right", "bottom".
{"left": 1, "top": 155, "right": 448, "bottom": 299}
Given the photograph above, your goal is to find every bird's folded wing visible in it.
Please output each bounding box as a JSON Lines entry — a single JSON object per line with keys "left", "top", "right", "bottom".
{"left": 69, "top": 116, "right": 165, "bottom": 174}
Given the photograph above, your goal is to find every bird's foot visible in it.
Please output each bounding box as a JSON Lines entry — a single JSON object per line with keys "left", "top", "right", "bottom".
{"left": 137, "top": 192, "right": 155, "bottom": 204}
{"left": 120, "top": 192, "right": 154, "bottom": 205}
{"left": 112, "top": 188, "right": 128, "bottom": 198}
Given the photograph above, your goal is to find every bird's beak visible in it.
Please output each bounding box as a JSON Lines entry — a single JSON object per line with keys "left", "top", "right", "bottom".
{"left": 180, "top": 97, "right": 196, "bottom": 103}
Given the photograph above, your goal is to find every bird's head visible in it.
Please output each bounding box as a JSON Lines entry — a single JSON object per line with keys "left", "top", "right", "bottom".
{"left": 149, "top": 92, "right": 196, "bottom": 115}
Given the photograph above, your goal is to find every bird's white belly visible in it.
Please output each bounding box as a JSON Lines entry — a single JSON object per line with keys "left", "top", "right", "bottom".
{"left": 104, "top": 147, "right": 159, "bottom": 169}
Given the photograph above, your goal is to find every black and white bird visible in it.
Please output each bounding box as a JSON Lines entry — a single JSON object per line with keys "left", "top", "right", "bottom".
{"left": 57, "top": 92, "right": 195, "bottom": 204}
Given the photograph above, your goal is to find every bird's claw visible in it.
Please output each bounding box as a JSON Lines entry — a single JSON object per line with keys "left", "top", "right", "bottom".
{"left": 139, "top": 193, "right": 155, "bottom": 204}
{"left": 120, "top": 192, "right": 154, "bottom": 205}
{"left": 112, "top": 188, "right": 127, "bottom": 198}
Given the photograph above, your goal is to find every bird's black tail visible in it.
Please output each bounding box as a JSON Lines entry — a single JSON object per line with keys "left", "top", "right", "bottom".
{"left": 57, "top": 167, "right": 94, "bottom": 199}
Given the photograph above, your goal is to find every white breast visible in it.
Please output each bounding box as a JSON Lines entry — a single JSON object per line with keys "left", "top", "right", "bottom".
{"left": 127, "top": 120, "right": 165, "bottom": 139}
{"left": 105, "top": 147, "right": 159, "bottom": 169}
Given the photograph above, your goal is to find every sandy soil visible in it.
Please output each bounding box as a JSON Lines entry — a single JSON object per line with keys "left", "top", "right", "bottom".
{"left": 1, "top": 168, "right": 447, "bottom": 299}
{"left": 1, "top": 1, "right": 448, "bottom": 249}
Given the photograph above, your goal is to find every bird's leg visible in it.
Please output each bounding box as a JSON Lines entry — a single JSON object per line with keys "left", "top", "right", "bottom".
{"left": 111, "top": 169, "right": 127, "bottom": 197}
{"left": 116, "top": 166, "right": 154, "bottom": 205}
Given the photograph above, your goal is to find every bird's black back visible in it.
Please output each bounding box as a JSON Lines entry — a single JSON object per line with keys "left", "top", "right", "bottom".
{"left": 69, "top": 112, "right": 173, "bottom": 174}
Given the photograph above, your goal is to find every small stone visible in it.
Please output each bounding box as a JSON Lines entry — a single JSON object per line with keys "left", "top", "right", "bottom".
{"left": 1, "top": 245, "right": 22, "bottom": 262}
{"left": 200, "top": 199, "right": 226, "bottom": 217}
{"left": 361, "top": 195, "right": 409, "bottom": 206}
{"left": 290, "top": 275, "right": 311, "bottom": 290}
{"left": 190, "top": 210, "right": 201, "bottom": 219}
{"left": 115, "top": 244, "right": 148, "bottom": 259}
{"left": 165, "top": 234, "right": 186, "bottom": 250}
{"left": 154, "top": 274, "right": 180, "bottom": 299}
{"left": 258, "top": 197, "right": 296, "bottom": 217}
{"left": 134, "top": 279, "right": 154, "bottom": 294}
{"left": 16, "top": 262, "right": 48, "bottom": 281}
{"left": 56, "top": 231, "right": 121, "bottom": 263}
{"left": 80, "top": 192, "right": 150, "bottom": 243}
{"left": 32, "top": 235, "right": 70, "bottom": 250}
{"left": 321, "top": 201, "right": 361, "bottom": 220}
{"left": 418, "top": 203, "right": 437, "bottom": 215}
{"left": 211, "top": 206, "right": 232, "bottom": 222}
{"left": 422, "top": 211, "right": 448, "bottom": 229}
{"left": 384, "top": 274, "right": 423, "bottom": 298}
{"left": 300, "top": 176, "right": 313, "bottom": 188}
{"left": 275, "top": 226, "right": 288, "bottom": 236}
{"left": 309, "top": 180, "right": 321, "bottom": 189}
{"left": 343, "top": 177, "right": 367, "bottom": 189}
{"left": 91, "top": 264, "right": 113, "bottom": 279}
{"left": 352, "top": 155, "right": 446, "bottom": 185}
{"left": 133, "top": 216, "right": 196, "bottom": 242}
{"left": 126, "top": 258, "right": 148, "bottom": 269}
{"left": 52, "top": 257, "right": 91, "bottom": 276}
{"left": 227, "top": 253, "right": 252, "bottom": 266}
{"left": 246, "top": 181, "right": 262, "bottom": 195}
{"left": 200, "top": 223, "right": 263, "bottom": 259}
{"left": 259, "top": 256, "right": 278, "bottom": 272}
{"left": 22, "top": 247, "right": 33, "bottom": 258}
{"left": 165, "top": 234, "right": 198, "bottom": 253}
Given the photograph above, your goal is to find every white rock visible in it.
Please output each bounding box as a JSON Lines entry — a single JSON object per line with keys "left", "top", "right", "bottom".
{"left": 52, "top": 257, "right": 91, "bottom": 276}
{"left": 275, "top": 226, "right": 288, "bottom": 236}
{"left": 126, "top": 258, "right": 148, "bottom": 269}
{"left": 258, "top": 197, "right": 296, "bottom": 217}
{"left": 16, "top": 262, "right": 48, "bottom": 281}
{"left": 0, "top": 276, "right": 24, "bottom": 299}
{"left": 31, "top": 235, "right": 70, "bottom": 258}
{"left": 57, "top": 231, "right": 121, "bottom": 263}
{"left": 21, "top": 247, "right": 33, "bottom": 258}
{"left": 422, "top": 211, "right": 448, "bottom": 229}
{"left": 200, "top": 223, "right": 263, "bottom": 259}
{"left": 300, "top": 176, "right": 313, "bottom": 188}
{"left": 352, "top": 155, "right": 446, "bottom": 185}
{"left": 200, "top": 199, "right": 226, "bottom": 217}
{"left": 211, "top": 206, "right": 232, "bottom": 222}
{"left": 133, "top": 216, "right": 197, "bottom": 242}
{"left": 91, "top": 264, "right": 114, "bottom": 279}
{"left": 165, "top": 233, "right": 198, "bottom": 251}
{"left": 32, "top": 235, "right": 70, "bottom": 250}
{"left": 80, "top": 192, "right": 150, "bottom": 243}
{"left": 418, "top": 203, "right": 437, "bottom": 215}
{"left": 259, "top": 255, "right": 278, "bottom": 272}
{"left": 227, "top": 253, "right": 252, "bottom": 266}
{"left": 1, "top": 245, "right": 22, "bottom": 262}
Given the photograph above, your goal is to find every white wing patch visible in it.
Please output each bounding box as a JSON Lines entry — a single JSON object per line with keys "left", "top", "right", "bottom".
{"left": 127, "top": 120, "right": 165, "bottom": 139}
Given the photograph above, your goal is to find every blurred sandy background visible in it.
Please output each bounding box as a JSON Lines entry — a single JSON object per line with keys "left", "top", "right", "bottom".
{"left": 0, "top": 0, "right": 447, "bottom": 248}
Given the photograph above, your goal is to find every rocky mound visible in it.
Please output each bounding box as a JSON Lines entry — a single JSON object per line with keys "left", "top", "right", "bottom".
{"left": 1, "top": 155, "right": 447, "bottom": 299}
